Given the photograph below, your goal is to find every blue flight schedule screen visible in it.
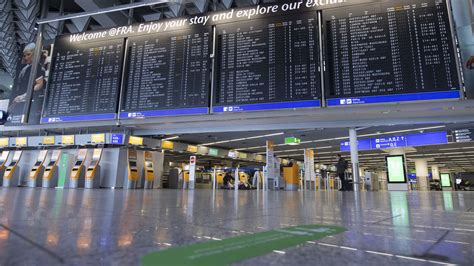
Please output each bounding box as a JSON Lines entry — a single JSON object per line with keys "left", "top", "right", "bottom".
{"left": 325, "top": 0, "right": 461, "bottom": 106}
{"left": 214, "top": 11, "right": 322, "bottom": 113}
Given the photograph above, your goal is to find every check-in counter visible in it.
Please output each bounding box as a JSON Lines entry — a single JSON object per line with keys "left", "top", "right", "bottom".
{"left": 27, "top": 150, "right": 48, "bottom": 188}
{"left": 3, "top": 151, "right": 23, "bottom": 187}
{"left": 69, "top": 149, "right": 88, "bottom": 188}
{"left": 42, "top": 150, "right": 62, "bottom": 188}
{"left": 85, "top": 149, "right": 103, "bottom": 189}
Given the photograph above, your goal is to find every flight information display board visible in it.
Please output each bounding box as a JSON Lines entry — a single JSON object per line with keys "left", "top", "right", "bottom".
{"left": 120, "top": 28, "right": 211, "bottom": 119}
{"left": 213, "top": 11, "right": 321, "bottom": 113}
{"left": 42, "top": 38, "right": 125, "bottom": 123}
{"left": 325, "top": 0, "right": 461, "bottom": 106}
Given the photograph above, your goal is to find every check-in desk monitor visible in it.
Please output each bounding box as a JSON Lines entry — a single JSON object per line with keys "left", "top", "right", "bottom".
{"left": 125, "top": 150, "right": 139, "bottom": 189}
{"left": 69, "top": 149, "right": 88, "bottom": 188}
{"left": 0, "top": 151, "right": 10, "bottom": 186}
{"left": 28, "top": 150, "right": 48, "bottom": 187}
{"left": 3, "top": 151, "right": 23, "bottom": 187}
{"left": 42, "top": 150, "right": 62, "bottom": 188}
{"left": 143, "top": 151, "right": 155, "bottom": 189}
{"left": 85, "top": 149, "right": 103, "bottom": 189}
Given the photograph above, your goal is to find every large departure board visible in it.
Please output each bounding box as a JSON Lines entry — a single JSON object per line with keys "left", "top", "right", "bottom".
{"left": 325, "top": 0, "right": 461, "bottom": 106}
{"left": 120, "top": 28, "right": 211, "bottom": 119}
{"left": 42, "top": 38, "right": 124, "bottom": 123}
{"left": 213, "top": 12, "right": 321, "bottom": 113}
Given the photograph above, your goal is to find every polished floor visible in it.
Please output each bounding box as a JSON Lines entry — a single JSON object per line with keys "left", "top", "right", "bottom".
{"left": 0, "top": 188, "right": 472, "bottom": 265}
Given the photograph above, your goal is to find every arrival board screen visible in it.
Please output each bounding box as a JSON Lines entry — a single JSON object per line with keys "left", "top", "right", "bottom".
{"left": 325, "top": 0, "right": 461, "bottom": 106}
{"left": 120, "top": 28, "right": 211, "bottom": 118}
{"left": 214, "top": 11, "right": 321, "bottom": 113}
{"left": 42, "top": 38, "right": 124, "bottom": 122}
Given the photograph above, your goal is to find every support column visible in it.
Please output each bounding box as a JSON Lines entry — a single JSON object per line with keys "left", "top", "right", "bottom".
{"left": 415, "top": 159, "right": 429, "bottom": 191}
{"left": 349, "top": 128, "right": 360, "bottom": 192}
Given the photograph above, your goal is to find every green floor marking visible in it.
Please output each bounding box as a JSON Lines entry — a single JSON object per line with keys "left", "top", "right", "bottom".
{"left": 141, "top": 224, "right": 345, "bottom": 266}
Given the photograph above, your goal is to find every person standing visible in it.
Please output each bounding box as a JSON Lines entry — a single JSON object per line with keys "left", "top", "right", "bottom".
{"left": 335, "top": 154, "right": 349, "bottom": 191}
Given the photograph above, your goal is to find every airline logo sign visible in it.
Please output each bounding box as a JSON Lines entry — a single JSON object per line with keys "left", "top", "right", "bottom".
{"left": 190, "top": 156, "right": 196, "bottom": 166}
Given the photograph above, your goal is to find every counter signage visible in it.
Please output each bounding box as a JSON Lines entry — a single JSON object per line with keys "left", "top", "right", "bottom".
{"left": 129, "top": 136, "right": 144, "bottom": 146}
{"left": 208, "top": 148, "right": 219, "bottom": 156}
{"left": 62, "top": 135, "right": 75, "bottom": 145}
{"left": 42, "top": 136, "right": 55, "bottom": 145}
{"left": 0, "top": 138, "right": 8, "bottom": 147}
{"left": 91, "top": 134, "right": 105, "bottom": 144}
{"left": 110, "top": 134, "right": 125, "bottom": 145}
{"left": 15, "top": 137, "right": 27, "bottom": 147}
{"left": 161, "top": 141, "right": 174, "bottom": 150}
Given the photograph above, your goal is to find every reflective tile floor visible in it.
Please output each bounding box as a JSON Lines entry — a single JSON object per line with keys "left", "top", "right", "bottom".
{"left": 0, "top": 188, "right": 473, "bottom": 265}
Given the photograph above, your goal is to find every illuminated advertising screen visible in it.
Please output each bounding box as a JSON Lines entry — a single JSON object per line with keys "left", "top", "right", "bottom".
{"left": 440, "top": 173, "right": 451, "bottom": 187}
{"left": 386, "top": 155, "right": 407, "bottom": 183}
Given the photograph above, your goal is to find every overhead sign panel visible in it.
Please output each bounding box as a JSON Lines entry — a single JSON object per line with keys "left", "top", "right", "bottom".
{"left": 42, "top": 38, "right": 125, "bottom": 123}
{"left": 325, "top": 0, "right": 461, "bottom": 106}
{"left": 340, "top": 131, "right": 447, "bottom": 151}
{"left": 120, "top": 27, "right": 212, "bottom": 119}
{"left": 213, "top": 11, "right": 322, "bottom": 113}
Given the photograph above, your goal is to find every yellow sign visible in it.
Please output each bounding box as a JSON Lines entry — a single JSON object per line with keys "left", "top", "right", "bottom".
{"left": 161, "top": 141, "right": 174, "bottom": 150}
{"left": 91, "top": 134, "right": 105, "bottom": 144}
{"left": 16, "top": 137, "right": 27, "bottom": 147}
{"left": 43, "top": 136, "right": 55, "bottom": 145}
{"left": 255, "top": 155, "right": 264, "bottom": 162}
{"left": 128, "top": 136, "right": 144, "bottom": 146}
{"left": 62, "top": 135, "right": 75, "bottom": 145}
{"left": 186, "top": 145, "right": 198, "bottom": 153}
{"left": 0, "top": 138, "right": 9, "bottom": 147}
{"left": 238, "top": 152, "right": 248, "bottom": 159}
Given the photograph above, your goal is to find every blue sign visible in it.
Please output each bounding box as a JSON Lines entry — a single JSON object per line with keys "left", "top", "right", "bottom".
{"left": 340, "top": 131, "right": 447, "bottom": 151}
{"left": 213, "top": 100, "right": 321, "bottom": 113}
{"left": 340, "top": 139, "right": 372, "bottom": 152}
{"left": 110, "top": 134, "right": 125, "bottom": 145}
{"left": 41, "top": 113, "right": 116, "bottom": 123}
{"left": 371, "top": 136, "right": 406, "bottom": 149}
{"left": 120, "top": 107, "right": 208, "bottom": 119}
{"left": 327, "top": 91, "right": 460, "bottom": 107}
{"left": 406, "top": 131, "right": 447, "bottom": 147}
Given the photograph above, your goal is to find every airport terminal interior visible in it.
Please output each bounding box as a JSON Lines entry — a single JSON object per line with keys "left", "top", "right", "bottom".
{"left": 1, "top": 0, "right": 474, "bottom": 265}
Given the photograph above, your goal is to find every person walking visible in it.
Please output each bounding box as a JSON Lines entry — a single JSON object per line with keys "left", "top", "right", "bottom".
{"left": 335, "top": 154, "right": 349, "bottom": 191}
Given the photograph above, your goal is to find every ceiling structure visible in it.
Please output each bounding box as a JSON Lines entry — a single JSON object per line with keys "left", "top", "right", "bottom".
{"left": 0, "top": 0, "right": 276, "bottom": 76}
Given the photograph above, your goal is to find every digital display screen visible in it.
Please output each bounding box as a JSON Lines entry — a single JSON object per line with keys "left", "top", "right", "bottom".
{"left": 34, "top": 162, "right": 42, "bottom": 167}
{"left": 43, "top": 38, "right": 125, "bottom": 120}
{"left": 214, "top": 11, "right": 321, "bottom": 111}
{"left": 325, "top": 0, "right": 460, "bottom": 100}
{"left": 74, "top": 161, "right": 83, "bottom": 166}
{"left": 121, "top": 28, "right": 211, "bottom": 117}
{"left": 386, "top": 155, "right": 407, "bottom": 183}
{"left": 145, "top": 162, "right": 153, "bottom": 168}
{"left": 129, "top": 161, "right": 137, "bottom": 167}
{"left": 440, "top": 173, "right": 451, "bottom": 187}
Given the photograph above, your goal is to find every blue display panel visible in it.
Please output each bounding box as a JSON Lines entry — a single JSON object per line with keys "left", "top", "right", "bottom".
{"left": 214, "top": 11, "right": 322, "bottom": 113}
{"left": 340, "top": 131, "right": 447, "bottom": 151}
{"left": 41, "top": 113, "right": 116, "bottom": 123}
{"left": 212, "top": 100, "right": 320, "bottom": 113}
{"left": 327, "top": 91, "right": 461, "bottom": 107}
{"left": 110, "top": 133, "right": 125, "bottom": 145}
{"left": 324, "top": 0, "right": 461, "bottom": 106}
{"left": 42, "top": 38, "right": 125, "bottom": 124}
{"left": 340, "top": 139, "right": 372, "bottom": 152}
{"left": 119, "top": 107, "right": 209, "bottom": 119}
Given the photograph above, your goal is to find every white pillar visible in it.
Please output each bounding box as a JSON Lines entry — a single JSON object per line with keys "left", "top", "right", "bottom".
{"left": 415, "top": 159, "right": 429, "bottom": 191}
{"left": 431, "top": 165, "right": 440, "bottom": 181}
{"left": 349, "top": 128, "right": 360, "bottom": 192}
